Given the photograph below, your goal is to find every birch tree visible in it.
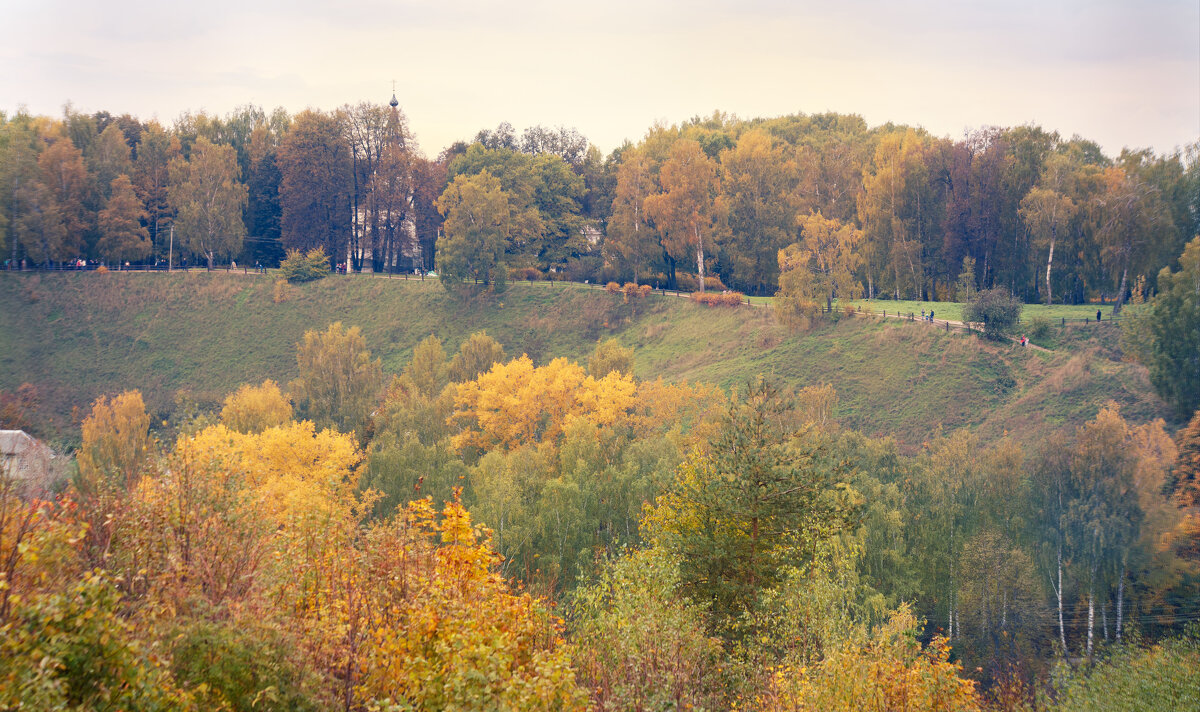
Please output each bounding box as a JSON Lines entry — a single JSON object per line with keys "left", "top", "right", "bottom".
{"left": 644, "top": 139, "right": 725, "bottom": 293}
{"left": 168, "top": 136, "right": 247, "bottom": 268}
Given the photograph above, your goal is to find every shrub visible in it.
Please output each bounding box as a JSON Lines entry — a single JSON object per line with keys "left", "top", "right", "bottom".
{"left": 623, "top": 282, "right": 645, "bottom": 299}
{"left": 605, "top": 281, "right": 622, "bottom": 294}
{"left": 96, "top": 264, "right": 109, "bottom": 274}
{"left": 280, "top": 247, "right": 330, "bottom": 283}
{"left": 273, "top": 279, "right": 291, "bottom": 304}
{"left": 1027, "top": 315, "right": 1051, "bottom": 340}
{"left": 703, "top": 275, "right": 727, "bottom": 291}
{"left": 638, "top": 284, "right": 652, "bottom": 298}
{"left": 510, "top": 266, "right": 544, "bottom": 281}
{"left": 674, "top": 274, "right": 698, "bottom": 291}
{"left": 964, "top": 288, "right": 1023, "bottom": 341}
{"left": 690, "top": 291, "right": 744, "bottom": 308}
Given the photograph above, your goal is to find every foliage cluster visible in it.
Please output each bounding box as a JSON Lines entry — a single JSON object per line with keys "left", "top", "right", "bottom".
{"left": 280, "top": 246, "right": 330, "bottom": 283}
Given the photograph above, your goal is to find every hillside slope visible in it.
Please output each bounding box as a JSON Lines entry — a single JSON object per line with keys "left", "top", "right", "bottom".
{"left": 0, "top": 271, "right": 1169, "bottom": 446}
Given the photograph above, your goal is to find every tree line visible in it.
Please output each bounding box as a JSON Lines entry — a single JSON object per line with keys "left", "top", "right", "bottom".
{"left": 2, "top": 104, "right": 1195, "bottom": 306}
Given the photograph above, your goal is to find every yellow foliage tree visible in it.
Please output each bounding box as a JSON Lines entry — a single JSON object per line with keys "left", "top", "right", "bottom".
{"left": 289, "top": 322, "right": 384, "bottom": 441}
{"left": 358, "top": 497, "right": 588, "bottom": 710}
{"left": 219, "top": 380, "right": 293, "bottom": 433}
{"left": 74, "top": 390, "right": 153, "bottom": 563}
{"left": 765, "top": 606, "right": 982, "bottom": 712}
{"left": 77, "top": 390, "right": 153, "bottom": 490}
{"left": 450, "top": 356, "right": 636, "bottom": 453}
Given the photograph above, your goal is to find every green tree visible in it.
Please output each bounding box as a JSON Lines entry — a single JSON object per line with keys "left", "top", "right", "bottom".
{"left": 280, "top": 246, "right": 330, "bottom": 283}
{"left": 1145, "top": 237, "right": 1200, "bottom": 418}
{"left": 96, "top": 174, "right": 150, "bottom": 263}
{"left": 288, "top": 322, "right": 384, "bottom": 440}
{"left": 403, "top": 334, "right": 449, "bottom": 399}
{"left": 963, "top": 288, "right": 1022, "bottom": 341}
{"left": 435, "top": 170, "right": 512, "bottom": 290}
{"left": 956, "top": 256, "right": 978, "bottom": 302}
{"left": 449, "top": 143, "right": 584, "bottom": 271}
{"left": 569, "top": 549, "right": 724, "bottom": 711}
{"left": 643, "top": 378, "right": 849, "bottom": 633}
{"left": 168, "top": 136, "right": 247, "bottom": 269}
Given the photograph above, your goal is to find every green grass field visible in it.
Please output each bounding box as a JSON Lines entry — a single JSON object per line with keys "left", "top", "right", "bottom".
{"left": 0, "top": 271, "right": 1168, "bottom": 448}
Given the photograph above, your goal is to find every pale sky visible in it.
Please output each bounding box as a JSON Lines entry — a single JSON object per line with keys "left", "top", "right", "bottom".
{"left": 3, "top": 0, "right": 1197, "bottom": 158}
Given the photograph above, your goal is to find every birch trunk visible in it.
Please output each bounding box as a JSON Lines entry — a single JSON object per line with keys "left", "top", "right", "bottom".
{"left": 694, "top": 225, "right": 705, "bottom": 293}
{"left": 1056, "top": 544, "right": 1067, "bottom": 653}
{"left": 1116, "top": 558, "right": 1126, "bottom": 642}
{"left": 1087, "top": 586, "right": 1095, "bottom": 659}
{"left": 1045, "top": 235, "right": 1056, "bottom": 305}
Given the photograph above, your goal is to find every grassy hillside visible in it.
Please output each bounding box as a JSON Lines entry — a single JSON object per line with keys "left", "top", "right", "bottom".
{"left": 0, "top": 271, "right": 1169, "bottom": 447}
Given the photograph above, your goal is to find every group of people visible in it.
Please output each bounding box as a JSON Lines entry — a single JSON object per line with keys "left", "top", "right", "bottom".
{"left": 920, "top": 309, "right": 936, "bottom": 322}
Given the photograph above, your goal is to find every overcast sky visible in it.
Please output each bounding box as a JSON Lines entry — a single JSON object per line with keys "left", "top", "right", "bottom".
{"left": 3, "top": 0, "right": 1197, "bottom": 158}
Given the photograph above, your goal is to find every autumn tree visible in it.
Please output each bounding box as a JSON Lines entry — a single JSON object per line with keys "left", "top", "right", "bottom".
{"left": 775, "top": 211, "right": 863, "bottom": 325}
{"left": 168, "top": 136, "right": 247, "bottom": 268}
{"left": 133, "top": 121, "right": 180, "bottom": 256}
{"left": 289, "top": 322, "right": 384, "bottom": 440}
{"left": 1095, "top": 166, "right": 1170, "bottom": 314}
{"left": 436, "top": 170, "right": 512, "bottom": 289}
{"left": 605, "top": 147, "right": 659, "bottom": 283}
{"left": 219, "top": 380, "right": 293, "bottom": 434}
{"left": 447, "top": 331, "right": 507, "bottom": 383}
{"left": 1144, "top": 237, "right": 1200, "bottom": 417}
{"left": 450, "top": 355, "right": 636, "bottom": 454}
{"left": 87, "top": 123, "right": 133, "bottom": 202}
{"left": 277, "top": 109, "right": 352, "bottom": 262}
{"left": 74, "top": 390, "right": 153, "bottom": 564}
{"left": 857, "top": 129, "right": 932, "bottom": 299}
{"left": 588, "top": 338, "right": 634, "bottom": 378}
{"left": 14, "top": 180, "right": 68, "bottom": 265}
{"left": 719, "top": 129, "right": 802, "bottom": 294}
{"left": 766, "top": 606, "right": 981, "bottom": 712}
{"left": 644, "top": 139, "right": 725, "bottom": 292}
{"left": 96, "top": 174, "right": 150, "bottom": 263}
{"left": 19, "top": 138, "right": 90, "bottom": 264}
{"left": 1020, "top": 152, "right": 1078, "bottom": 304}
